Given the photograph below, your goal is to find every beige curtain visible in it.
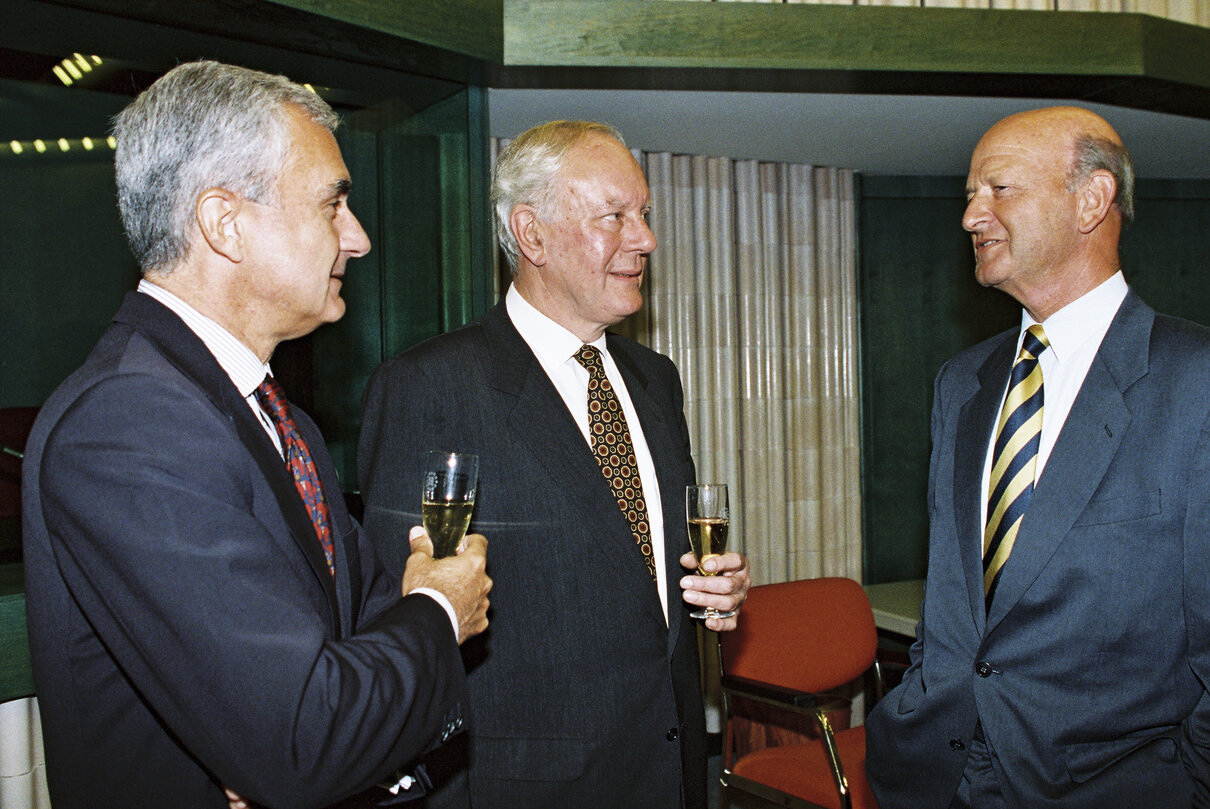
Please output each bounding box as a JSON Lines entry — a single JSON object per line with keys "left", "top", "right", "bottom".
{"left": 632, "top": 153, "right": 862, "bottom": 587}
{"left": 0, "top": 697, "right": 49, "bottom": 808}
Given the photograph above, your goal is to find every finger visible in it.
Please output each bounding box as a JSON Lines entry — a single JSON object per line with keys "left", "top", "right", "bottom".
{"left": 462, "top": 533, "right": 488, "bottom": 556}
{"left": 680, "top": 574, "right": 738, "bottom": 595}
{"left": 408, "top": 526, "right": 435, "bottom": 556}
{"left": 679, "top": 552, "right": 698, "bottom": 570}
{"left": 711, "top": 552, "right": 745, "bottom": 573}
{"left": 705, "top": 615, "right": 739, "bottom": 632}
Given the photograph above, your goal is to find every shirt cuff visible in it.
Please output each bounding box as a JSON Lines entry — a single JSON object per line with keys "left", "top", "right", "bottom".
{"left": 411, "top": 587, "right": 459, "bottom": 640}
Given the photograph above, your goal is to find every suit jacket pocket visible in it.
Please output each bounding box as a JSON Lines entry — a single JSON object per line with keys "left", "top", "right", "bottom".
{"left": 894, "top": 667, "right": 926, "bottom": 715}
{"left": 1071, "top": 489, "right": 1161, "bottom": 527}
{"left": 471, "top": 735, "right": 586, "bottom": 782}
{"left": 1063, "top": 730, "right": 1179, "bottom": 784}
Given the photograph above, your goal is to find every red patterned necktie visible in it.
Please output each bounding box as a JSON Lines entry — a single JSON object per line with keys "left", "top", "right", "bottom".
{"left": 574, "top": 345, "right": 657, "bottom": 582}
{"left": 254, "top": 375, "right": 335, "bottom": 576}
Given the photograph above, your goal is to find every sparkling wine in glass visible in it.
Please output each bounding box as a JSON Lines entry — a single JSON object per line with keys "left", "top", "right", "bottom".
{"left": 421, "top": 451, "right": 478, "bottom": 558}
{"left": 686, "top": 483, "right": 736, "bottom": 620}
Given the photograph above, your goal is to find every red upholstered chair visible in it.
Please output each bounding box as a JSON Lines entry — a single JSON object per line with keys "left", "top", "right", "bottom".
{"left": 718, "top": 577, "right": 882, "bottom": 809}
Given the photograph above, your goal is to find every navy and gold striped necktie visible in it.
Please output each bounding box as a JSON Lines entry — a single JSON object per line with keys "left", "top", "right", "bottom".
{"left": 983, "top": 325, "right": 1049, "bottom": 608}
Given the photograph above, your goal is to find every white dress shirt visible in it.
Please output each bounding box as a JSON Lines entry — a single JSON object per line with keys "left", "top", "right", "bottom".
{"left": 137, "top": 280, "right": 458, "bottom": 636}
{"left": 506, "top": 284, "right": 670, "bottom": 623}
{"left": 980, "top": 271, "right": 1129, "bottom": 528}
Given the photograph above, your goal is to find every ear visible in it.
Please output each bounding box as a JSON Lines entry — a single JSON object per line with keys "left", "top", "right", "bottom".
{"left": 196, "top": 187, "right": 246, "bottom": 263}
{"left": 1076, "top": 170, "right": 1116, "bottom": 234}
{"left": 510, "top": 204, "right": 547, "bottom": 267}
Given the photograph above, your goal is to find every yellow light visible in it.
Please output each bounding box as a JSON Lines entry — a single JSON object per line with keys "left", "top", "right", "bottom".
{"left": 91, "top": 55, "right": 102, "bottom": 66}
{"left": 58, "top": 138, "right": 70, "bottom": 152}
{"left": 9, "top": 141, "right": 22, "bottom": 154}
{"left": 63, "top": 60, "right": 82, "bottom": 80}
{"left": 52, "top": 65, "right": 72, "bottom": 86}
{"left": 73, "top": 53, "right": 92, "bottom": 73}
{"left": 107, "top": 136, "right": 117, "bottom": 150}
{"left": 82, "top": 137, "right": 94, "bottom": 150}
{"left": 34, "top": 140, "right": 46, "bottom": 154}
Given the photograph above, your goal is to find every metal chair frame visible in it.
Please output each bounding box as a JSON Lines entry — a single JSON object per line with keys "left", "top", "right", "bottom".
{"left": 717, "top": 579, "right": 885, "bottom": 809}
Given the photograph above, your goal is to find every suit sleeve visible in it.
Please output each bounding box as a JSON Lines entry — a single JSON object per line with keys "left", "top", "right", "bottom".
{"left": 37, "top": 373, "right": 465, "bottom": 809}
{"left": 1181, "top": 411, "right": 1210, "bottom": 803}
{"left": 902, "top": 360, "right": 952, "bottom": 673}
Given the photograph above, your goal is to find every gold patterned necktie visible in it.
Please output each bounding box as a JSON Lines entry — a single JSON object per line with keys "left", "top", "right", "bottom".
{"left": 983, "top": 324, "right": 1049, "bottom": 607}
{"left": 574, "top": 345, "right": 658, "bottom": 582}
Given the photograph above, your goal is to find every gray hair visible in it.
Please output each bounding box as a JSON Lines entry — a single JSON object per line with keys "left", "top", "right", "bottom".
{"left": 491, "top": 120, "right": 625, "bottom": 273}
{"left": 1067, "top": 135, "right": 1135, "bottom": 225}
{"left": 113, "top": 60, "right": 339, "bottom": 274}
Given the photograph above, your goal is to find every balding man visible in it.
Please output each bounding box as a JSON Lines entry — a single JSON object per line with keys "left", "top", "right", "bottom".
{"left": 865, "top": 106, "right": 1210, "bottom": 808}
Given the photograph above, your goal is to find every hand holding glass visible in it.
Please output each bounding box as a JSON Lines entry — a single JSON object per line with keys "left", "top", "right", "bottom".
{"left": 686, "top": 483, "right": 736, "bottom": 620}
{"left": 421, "top": 451, "right": 478, "bottom": 558}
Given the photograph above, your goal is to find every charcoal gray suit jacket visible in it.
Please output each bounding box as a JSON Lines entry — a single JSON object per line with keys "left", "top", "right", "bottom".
{"left": 358, "top": 299, "right": 706, "bottom": 809}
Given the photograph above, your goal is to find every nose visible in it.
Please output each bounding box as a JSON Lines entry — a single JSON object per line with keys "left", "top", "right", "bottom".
{"left": 341, "top": 207, "right": 371, "bottom": 257}
{"left": 962, "top": 193, "right": 988, "bottom": 234}
{"left": 630, "top": 216, "right": 657, "bottom": 254}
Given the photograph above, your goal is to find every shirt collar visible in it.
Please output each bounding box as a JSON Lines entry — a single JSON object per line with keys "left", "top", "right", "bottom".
{"left": 505, "top": 284, "right": 607, "bottom": 365}
{"left": 1023, "top": 271, "right": 1128, "bottom": 365}
{"left": 137, "top": 279, "right": 272, "bottom": 398}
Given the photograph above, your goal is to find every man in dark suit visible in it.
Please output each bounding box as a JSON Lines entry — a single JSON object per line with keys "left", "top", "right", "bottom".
{"left": 865, "top": 106, "right": 1210, "bottom": 808}
{"left": 22, "top": 60, "right": 492, "bottom": 809}
{"left": 358, "top": 120, "right": 750, "bottom": 808}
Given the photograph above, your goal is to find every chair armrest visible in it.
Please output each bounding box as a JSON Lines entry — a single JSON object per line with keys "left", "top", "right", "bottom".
{"left": 720, "top": 674, "right": 834, "bottom": 712}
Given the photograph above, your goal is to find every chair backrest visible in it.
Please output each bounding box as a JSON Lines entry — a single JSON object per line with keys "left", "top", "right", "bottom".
{"left": 720, "top": 577, "right": 878, "bottom": 694}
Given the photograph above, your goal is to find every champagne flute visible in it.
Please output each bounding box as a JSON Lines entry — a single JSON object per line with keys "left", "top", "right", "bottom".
{"left": 421, "top": 451, "right": 478, "bottom": 558}
{"left": 686, "top": 483, "right": 736, "bottom": 620}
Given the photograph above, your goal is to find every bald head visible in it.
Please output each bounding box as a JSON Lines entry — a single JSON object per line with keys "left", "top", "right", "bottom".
{"left": 977, "top": 106, "right": 1134, "bottom": 223}
{"left": 963, "top": 106, "right": 1133, "bottom": 320}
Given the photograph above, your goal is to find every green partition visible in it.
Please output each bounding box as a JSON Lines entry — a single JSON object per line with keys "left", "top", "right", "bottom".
{"left": 308, "top": 87, "right": 494, "bottom": 488}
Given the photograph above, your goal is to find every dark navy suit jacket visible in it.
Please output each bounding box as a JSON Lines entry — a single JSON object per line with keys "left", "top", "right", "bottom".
{"left": 867, "top": 291, "right": 1210, "bottom": 808}
{"left": 23, "top": 291, "right": 467, "bottom": 809}
{"left": 358, "top": 300, "right": 707, "bottom": 809}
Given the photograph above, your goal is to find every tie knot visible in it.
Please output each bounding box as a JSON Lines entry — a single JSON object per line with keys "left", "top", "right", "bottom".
{"left": 254, "top": 375, "right": 290, "bottom": 423}
{"left": 575, "top": 344, "right": 605, "bottom": 376}
{"left": 1020, "top": 325, "right": 1049, "bottom": 360}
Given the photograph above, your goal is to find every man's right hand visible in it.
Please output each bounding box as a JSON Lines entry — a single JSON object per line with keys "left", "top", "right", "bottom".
{"left": 402, "top": 528, "right": 491, "bottom": 644}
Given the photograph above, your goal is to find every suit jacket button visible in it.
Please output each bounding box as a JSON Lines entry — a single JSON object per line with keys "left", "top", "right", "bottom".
{"left": 666, "top": 727, "right": 679, "bottom": 741}
{"left": 949, "top": 738, "right": 966, "bottom": 751}
{"left": 974, "top": 661, "right": 993, "bottom": 678}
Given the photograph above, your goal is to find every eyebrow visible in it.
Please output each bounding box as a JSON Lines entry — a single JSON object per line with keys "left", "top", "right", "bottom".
{"left": 330, "top": 178, "right": 352, "bottom": 197}
{"left": 604, "top": 197, "right": 650, "bottom": 210}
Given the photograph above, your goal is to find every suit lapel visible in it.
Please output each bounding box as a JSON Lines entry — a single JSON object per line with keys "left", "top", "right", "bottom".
{"left": 113, "top": 292, "right": 342, "bottom": 631}
{"left": 985, "top": 293, "right": 1149, "bottom": 632}
{"left": 954, "top": 331, "right": 1017, "bottom": 634}
{"left": 481, "top": 304, "right": 667, "bottom": 627}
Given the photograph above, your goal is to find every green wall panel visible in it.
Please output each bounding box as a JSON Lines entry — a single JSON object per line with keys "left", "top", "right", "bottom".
{"left": 0, "top": 154, "right": 139, "bottom": 409}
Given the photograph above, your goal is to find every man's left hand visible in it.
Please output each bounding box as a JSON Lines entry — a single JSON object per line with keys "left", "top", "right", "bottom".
{"left": 679, "top": 551, "right": 750, "bottom": 631}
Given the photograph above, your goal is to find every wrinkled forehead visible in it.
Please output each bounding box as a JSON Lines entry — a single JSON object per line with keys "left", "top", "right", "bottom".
{"left": 967, "top": 120, "right": 1075, "bottom": 184}
{"left": 556, "top": 135, "right": 650, "bottom": 205}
